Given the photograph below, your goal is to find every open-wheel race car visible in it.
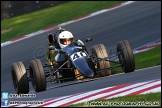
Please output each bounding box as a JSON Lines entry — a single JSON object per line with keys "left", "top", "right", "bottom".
{"left": 11, "top": 28, "right": 135, "bottom": 94}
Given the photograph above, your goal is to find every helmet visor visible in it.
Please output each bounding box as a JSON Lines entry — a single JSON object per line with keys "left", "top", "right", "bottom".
{"left": 60, "top": 38, "right": 73, "bottom": 45}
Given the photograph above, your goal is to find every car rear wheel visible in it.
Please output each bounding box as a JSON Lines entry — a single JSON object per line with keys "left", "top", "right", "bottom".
{"left": 92, "top": 44, "right": 111, "bottom": 77}
{"left": 117, "top": 40, "right": 135, "bottom": 73}
{"left": 11, "top": 62, "right": 29, "bottom": 94}
{"left": 29, "top": 59, "right": 46, "bottom": 92}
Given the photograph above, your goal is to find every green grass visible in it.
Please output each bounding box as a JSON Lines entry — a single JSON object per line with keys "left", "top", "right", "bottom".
{"left": 135, "top": 45, "right": 161, "bottom": 69}
{"left": 112, "top": 45, "right": 161, "bottom": 74}
{"left": 69, "top": 92, "right": 161, "bottom": 107}
{"left": 1, "top": 1, "right": 125, "bottom": 43}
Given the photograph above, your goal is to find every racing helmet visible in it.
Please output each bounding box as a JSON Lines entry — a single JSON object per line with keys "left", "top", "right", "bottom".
{"left": 58, "top": 31, "right": 74, "bottom": 48}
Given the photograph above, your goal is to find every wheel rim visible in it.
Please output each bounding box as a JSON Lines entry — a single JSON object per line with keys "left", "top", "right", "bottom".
{"left": 29, "top": 66, "right": 37, "bottom": 89}
{"left": 118, "top": 48, "right": 126, "bottom": 71}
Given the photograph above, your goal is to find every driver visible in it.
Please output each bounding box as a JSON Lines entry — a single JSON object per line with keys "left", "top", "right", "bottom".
{"left": 46, "top": 28, "right": 84, "bottom": 67}
{"left": 58, "top": 30, "right": 74, "bottom": 49}
{"left": 46, "top": 27, "right": 85, "bottom": 80}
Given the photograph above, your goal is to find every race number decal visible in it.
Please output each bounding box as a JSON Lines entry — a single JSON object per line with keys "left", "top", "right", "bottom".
{"left": 70, "top": 52, "right": 87, "bottom": 61}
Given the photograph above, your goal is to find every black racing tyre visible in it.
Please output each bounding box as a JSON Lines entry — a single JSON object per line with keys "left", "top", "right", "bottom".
{"left": 29, "top": 59, "right": 46, "bottom": 92}
{"left": 11, "top": 62, "right": 29, "bottom": 94}
{"left": 92, "top": 44, "right": 111, "bottom": 77}
{"left": 117, "top": 40, "right": 135, "bottom": 73}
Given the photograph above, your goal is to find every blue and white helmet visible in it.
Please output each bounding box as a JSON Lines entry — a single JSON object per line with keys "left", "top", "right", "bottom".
{"left": 58, "top": 31, "right": 74, "bottom": 48}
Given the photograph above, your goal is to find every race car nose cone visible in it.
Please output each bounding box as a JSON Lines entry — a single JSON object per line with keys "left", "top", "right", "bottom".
{"left": 86, "top": 72, "right": 94, "bottom": 78}
{"left": 88, "top": 73, "right": 94, "bottom": 77}
{"left": 79, "top": 68, "right": 95, "bottom": 78}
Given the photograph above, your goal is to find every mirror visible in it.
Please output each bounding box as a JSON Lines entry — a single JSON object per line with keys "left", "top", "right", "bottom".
{"left": 48, "top": 34, "right": 54, "bottom": 44}
{"left": 85, "top": 37, "right": 92, "bottom": 42}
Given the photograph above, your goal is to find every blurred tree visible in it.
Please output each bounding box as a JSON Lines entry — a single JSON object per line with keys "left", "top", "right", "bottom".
{"left": 1, "top": 1, "right": 69, "bottom": 20}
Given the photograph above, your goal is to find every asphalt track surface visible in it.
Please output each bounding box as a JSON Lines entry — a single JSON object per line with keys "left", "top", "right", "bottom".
{"left": 1, "top": 1, "right": 161, "bottom": 101}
